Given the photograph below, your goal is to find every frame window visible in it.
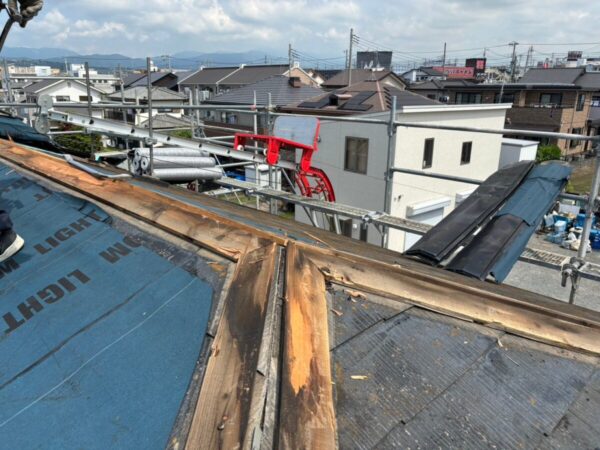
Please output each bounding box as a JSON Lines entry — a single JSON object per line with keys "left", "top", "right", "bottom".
{"left": 344, "top": 137, "right": 369, "bottom": 174}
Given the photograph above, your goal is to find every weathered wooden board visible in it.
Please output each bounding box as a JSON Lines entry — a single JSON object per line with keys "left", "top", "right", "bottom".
{"left": 279, "top": 243, "right": 337, "bottom": 449}
{"left": 0, "top": 142, "right": 282, "bottom": 260}
{"left": 185, "top": 243, "right": 278, "bottom": 449}
{"left": 298, "top": 244, "right": 600, "bottom": 356}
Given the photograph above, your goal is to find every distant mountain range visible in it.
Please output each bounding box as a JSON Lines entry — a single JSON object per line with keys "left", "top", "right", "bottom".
{"left": 1, "top": 47, "right": 286, "bottom": 71}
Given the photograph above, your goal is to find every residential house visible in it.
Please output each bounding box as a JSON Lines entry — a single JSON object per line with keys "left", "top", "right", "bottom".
{"left": 178, "top": 64, "right": 320, "bottom": 101}
{"left": 408, "top": 79, "right": 478, "bottom": 102}
{"left": 104, "top": 86, "right": 188, "bottom": 126}
{"left": 286, "top": 80, "right": 510, "bottom": 252}
{"left": 283, "top": 78, "right": 434, "bottom": 116}
{"left": 401, "top": 67, "right": 445, "bottom": 83}
{"left": 201, "top": 75, "right": 324, "bottom": 134}
{"left": 319, "top": 68, "right": 407, "bottom": 90}
{"left": 410, "top": 68, "right": 600, "bottom": 157}
{"left": 22, "top": 78, "right": 105, "bottom": 124}
{"left": 123, "top": 71, "right": 181, "bottom": 91}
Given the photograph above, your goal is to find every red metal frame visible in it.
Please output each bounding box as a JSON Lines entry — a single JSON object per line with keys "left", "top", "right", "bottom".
{"left": 233, "top": 120, "right": 335, "bottom": 202}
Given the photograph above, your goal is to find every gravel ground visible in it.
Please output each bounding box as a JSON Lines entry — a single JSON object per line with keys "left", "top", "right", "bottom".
{"left": 503, "top": 232, "right": 600, "bottom": 312}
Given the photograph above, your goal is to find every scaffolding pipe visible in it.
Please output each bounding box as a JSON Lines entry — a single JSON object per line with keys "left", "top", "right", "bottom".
{"left": 383, "top": 95, "right": 397, "bottom": 248}
{"left": 392, "top": 167, "right": 591, "bottom": 203}
{"left": 578, "top": 150, "right": 600, "bottom": 259}
{"left": 84, "top": 63, "right": 94, "bottom": 160}
{"left": 146, "top": 57, "right": 154, "bottom": 175}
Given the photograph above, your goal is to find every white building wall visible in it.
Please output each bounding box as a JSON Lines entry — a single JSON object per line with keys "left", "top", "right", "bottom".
{"left": 499, "top": 138, "right": 538, "bottom": 168}
{"left": 386, "top": 105, "right": 508, "bottom": 252}
{"left": 295, "top": 104, "right": 510, "bottom": 252}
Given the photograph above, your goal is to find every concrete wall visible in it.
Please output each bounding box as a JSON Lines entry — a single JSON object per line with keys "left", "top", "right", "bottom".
{"left": 295, "top": 104, "right": 510, "bottom": 252}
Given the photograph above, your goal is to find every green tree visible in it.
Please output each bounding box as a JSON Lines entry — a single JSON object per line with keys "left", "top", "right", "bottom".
{"left": 169, "top": 129, "right": 193, "bottom": 139}
{"left": 53, "top": 125, "right": 102, "bottom": 158}
{"left": 536, "top": 144, "right": 562, "bottom": 162}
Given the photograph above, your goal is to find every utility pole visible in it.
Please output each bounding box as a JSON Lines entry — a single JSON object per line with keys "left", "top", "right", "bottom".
{"left": 509, "top": 41, "right": 519, "bottom": 82}
{"left": 483, "top": 47, "right": 487, "bottom": 58}
{"left": 442, "top": 42, "right": 447, "bottom": 77}
{"left": 347, "top": 28, "right": 354, "bottom": 86}
{"left": 288, "top": 43, "right": 292, "bottom": 76}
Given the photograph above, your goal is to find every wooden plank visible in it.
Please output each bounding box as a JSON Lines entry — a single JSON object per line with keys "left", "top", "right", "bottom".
{"left": 279, "top": 243, "right": 337, "bottom": 449}
{"left": 299, "top": 244, "right": 600, "bottom": 356}
{"left": 185, "top": 243, "right": 278, "bottom": 450}
{"left": 0, "top": 142, "right": 283, "bottom": 260}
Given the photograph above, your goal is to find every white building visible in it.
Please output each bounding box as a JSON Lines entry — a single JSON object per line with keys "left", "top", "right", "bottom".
{"left": 22, "top": 79, "right": 105, "bottom": 124}
{"left": 499, "top": 138, "right": 538, "bottom": 169}
{"left": 296, "top": 103, "right": 512, "bottom": 253}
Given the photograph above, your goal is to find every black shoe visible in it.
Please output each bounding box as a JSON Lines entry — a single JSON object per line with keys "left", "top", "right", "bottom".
{"left": 0, "top": 231, "right": 25, "bottom": 263}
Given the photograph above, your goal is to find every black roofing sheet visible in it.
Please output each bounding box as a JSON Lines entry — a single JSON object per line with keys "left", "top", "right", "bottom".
{"left": 328, "top": 287, "right": 600, "bottom": 449}
{"left": 405, "top": 161, "right": 534, "bottom": 265}
{"left": 447, "top": 163, "right": 572, "bottom": 282}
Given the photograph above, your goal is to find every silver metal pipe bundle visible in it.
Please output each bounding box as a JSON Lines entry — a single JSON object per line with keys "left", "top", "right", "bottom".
{"left": 133, "top": 148, "right": 208, "bottom": 158}
{"left": 151, "top": 167, "right": 223, "bottom": 182}
{"left": 139, "top": 156, "right": 217, "bottom": 170}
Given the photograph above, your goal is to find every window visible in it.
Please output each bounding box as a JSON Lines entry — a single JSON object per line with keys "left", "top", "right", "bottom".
{"left": 79, "top": 95, "right": 90, "bottom": 102}
{"left": 55, "top": 95, "right": 70, "bottom": 102}
{"left": 540, "top": 93, "right": 562, "bottom": 106}
{"left": 570, "top": 128, "right": 583, "bottom": 148}
{"left": 423, "top": 138, "right": 434, "bottom": 169}
{"left": 494, "top": 92, "right": 515, "bottom": 103}
{"left": 455, "top": 92, "right": 482, "bottom": 104}
{"left": 461, "top": 142, "right": 472, "bottom": 165}
{"left": 592, "top": 96, "right": 600, "bottom": 107}
{"left": 576, "top": 94, "right": 586, "bottom": 111}
{"left": 344, "top": 137, "right": 369, "bottom": 174}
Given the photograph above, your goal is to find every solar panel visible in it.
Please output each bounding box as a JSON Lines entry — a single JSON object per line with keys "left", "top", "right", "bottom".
{"left": 297, "top": 96, "right": 330, "bottom": 109}
{"left": 339, "top": 91, "right": 376, "bottom": 111}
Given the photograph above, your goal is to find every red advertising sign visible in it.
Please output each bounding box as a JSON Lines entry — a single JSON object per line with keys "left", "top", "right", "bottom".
{"left": 432, "top": 66, "right": 475, "bottom": 79}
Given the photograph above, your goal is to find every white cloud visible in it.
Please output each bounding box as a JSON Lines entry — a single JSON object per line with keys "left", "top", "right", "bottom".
{"left": 2, "top": 0, "right": 599, "bottom": 68}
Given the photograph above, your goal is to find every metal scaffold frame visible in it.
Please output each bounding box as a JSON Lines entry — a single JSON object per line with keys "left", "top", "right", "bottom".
{"left": 1, "top": 69, "right": 600, "bottom": 303}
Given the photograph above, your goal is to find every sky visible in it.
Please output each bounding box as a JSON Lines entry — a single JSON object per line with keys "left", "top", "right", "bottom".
{"left": 5, "top": 0, "right": 600, "bottom": 68}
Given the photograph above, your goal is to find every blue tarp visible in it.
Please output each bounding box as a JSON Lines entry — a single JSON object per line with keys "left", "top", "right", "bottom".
{"left": 0, "top": 162, "right": 219, "bottom": 449}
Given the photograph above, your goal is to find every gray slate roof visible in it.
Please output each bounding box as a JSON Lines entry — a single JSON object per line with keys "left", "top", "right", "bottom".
{"left": 23, "top": 79, "right": 60, "bottom": 94}
{"left": 520, "top": 68, "right": 584, "bottom": 84}
{"left": 321, "top": 69, "right": 406, "bottom": 88}
{"left": 206, "top": 75, "right": 324, "bottom": 106}
{"left": 577, "top": 72, "right": 600, "bottom": 90}
{"left": 179, "top": 65, "right": 289, "bottom": 87}
{"left": 23, "top": 79, "right": 104, "bottom": 95}
{"left": 289, "top": 79, "right": 437, "bottom": 114}
{"left": 220, "top": 65, "right": 288, "bottom": 85}
{"left": 139, "top": 114, "right": 192, "bottom": 129}
{"left": 106, "top": 86, "right": 187, "bottom": 101}
{"left": 129, "top": 72, "right": 174, "bottom": 87}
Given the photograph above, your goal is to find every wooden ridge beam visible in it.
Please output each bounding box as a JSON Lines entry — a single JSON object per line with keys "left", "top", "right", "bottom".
{"left": 185, "top": 243, "right": 278, "bottom": 449}
{"left": 299, "top": 243, "right": 600, "bottom": 356}
{"left": 279, "top": 243, "right": 337, "bottom": 449}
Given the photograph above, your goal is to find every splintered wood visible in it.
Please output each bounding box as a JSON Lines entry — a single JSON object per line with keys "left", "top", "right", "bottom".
{"left": 0, "top": 143, "right": 280, "bottom": 260}
{"left": 185, "top": 243, "right": 277, "bottom": 449}
{"left": 279, "top": 243, "right": 337, "bottom": 450}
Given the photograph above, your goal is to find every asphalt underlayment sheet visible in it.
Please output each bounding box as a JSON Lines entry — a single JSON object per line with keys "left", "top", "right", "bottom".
{"left": 0, "top": 162, "right": 223, "bottom": 449}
